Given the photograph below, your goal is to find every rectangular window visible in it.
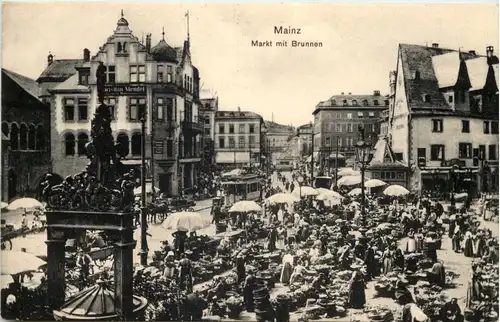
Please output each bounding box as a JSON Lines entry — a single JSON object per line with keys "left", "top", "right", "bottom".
{"left": 239, "top": 136, "right": 245, "bottom": 148}
{"left": 484, "top": 121, "right": 490, "bottom": 134}
{"left": 492, "top": 121, "right": 499, "bottom": 134}
{"left": 130, "top": 65, "right": 146, "bottom": 83}
{"left": 239, "top": 124, "right": 245, "bottom": 133}
{"left": 432, "top": 119, "right": 443, "bottom": 132}
{"left": 448, "top": 95, "right": 453, "bottom": 103}
{"left": 489, "top": 144, "right": 497, "bottom": 160}
{"left": 156, "top": 98, "right": 164, "bottom": 120}
{"left": 325, "top": 137, "right": 330, "bottom": 146}
{"left": 184, "top": 101, "right": 193, "bottom": 122}
{"left": 219, "top": 137, "right": 225, "bottom": 148}
{"left": 129, "top": 97, "right": 146, "bottom": 121}
{"left": 368, "top": 112, "right": 375, "bottom": 118}
{"left": 458, "top": 142, "right": 473, "bottom": 159}
{"left": 64, "top": 98, "right": 75, "bottom": 121}
{"left": 479, "top": 145, "right": 486, "bottom": 160}
{"left": 461, "top": 120, "right": 470, "bottom": 133}
{"left": 106, "top": 66, "right": 115, "bottom": 84}
{"left": 167, "top": 66, "right": 173, "bottom": 83}
{"left": 228, "top": 136, "right": 235, "bottom": 148}
{"left": 249, "top": 124, "right": 255, "bottom": 134}
{"left": 357, "top": 112, "right": 364, "bottom": 118}
{"left": 219, "top": 124, "right": 225, "bottom": 134}
{"left": 417, "top": 148, "right": 426, "bottom": 159}
{"left": 430, "top": 144, "right": 445, "bottom": 161}
{"left": 229, "top": 124, "right": 235, "bottom": 134}
{"left": 79, "top": 72, "right": 89, "bottom": 86}
{"left": 166, "top": 98, "right": 174, "bottom": 121}
{"left": 249, "top": 136, "right": 256, "bottom": 147}
{"left": 157, "top": 65, "right": 163, "bottom": 83}
{"left": 347, "top": 113, "right": 353, "bottom": 119}
{"left": 337, "top": 137, "right": 342, "bottom": 146}
{"left": 335, "top": 124, "right": 341, "bottom": 132}
{"left": 104, "top": 98, "right": 116, "bottom": 120}
{"left": 166, "top": 140, "right": 173, "bottom": 157}
{"left": 78, "top": 98, "right": 88, "bottom": 121}
{"left": 347, "top": 124, "right": 353, "bottom": 132}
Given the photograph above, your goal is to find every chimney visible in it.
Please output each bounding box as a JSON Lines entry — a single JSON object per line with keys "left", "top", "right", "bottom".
{"left": 348, "top": 92, "right": 352, "bottom": 95}
{"left": 341, "top": 92, "right": 344, "bottom": 95}
{"left": 432, "top": 43, "right": 439, "bottom": 48}
{"left": 47, "top": 53, "right": 54, "bottom": 66}
{"left": 373, "top": 90, "right": 381, "bottom": 96}
{"left": 469, "top": 50, "right": 476, "bottom": 56}
{"left": 146, "top": 34, "right": 152, "bottom": 53}
{"left": 237, "top": 106, "right": 241, "bottom": 112}
{"left": 83, "top": 48, "right": 90, "bottom": 62}
{"left": 486, "top": 46, "right": 494, "bottom": 57}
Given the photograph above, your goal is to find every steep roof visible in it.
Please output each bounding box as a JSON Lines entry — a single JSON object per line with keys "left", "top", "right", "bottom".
{"left": 432, "top": 51, "right": 461, "bottom": 88}
{"left": 399, "top": 43, "right": 479, "bottom": 110}
{"left": 50, "top": 73, "right": 90, "bottom": 93}
{"left": 37, "top": 59, "right": 83, "bottom": 82}
{"left": 2, "top": 68, "right": 40, "bottom": 100}
{"left": 315, "top": 93, "right": 388, "bottom": 112}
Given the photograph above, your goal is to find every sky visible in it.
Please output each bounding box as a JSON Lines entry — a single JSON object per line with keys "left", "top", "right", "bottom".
{"left": 2, "top": 3, "right": 498, "bottom": 126}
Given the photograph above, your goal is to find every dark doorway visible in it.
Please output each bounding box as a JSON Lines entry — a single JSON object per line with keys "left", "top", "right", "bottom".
{"left": 159, "top": 173, "right": 172, "bottom": 197}
{"left": 8, "top": 169, "right": 17, "bottom": 201}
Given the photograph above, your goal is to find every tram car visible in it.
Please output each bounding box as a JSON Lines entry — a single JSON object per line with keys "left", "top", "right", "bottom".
{"left": 221, "top": 173, "right": 264, "bottom": 206}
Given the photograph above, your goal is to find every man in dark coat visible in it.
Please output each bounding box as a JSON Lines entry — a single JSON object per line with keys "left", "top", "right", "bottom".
{"left": 183, "top": 291, "right": 207, "bottom": 321}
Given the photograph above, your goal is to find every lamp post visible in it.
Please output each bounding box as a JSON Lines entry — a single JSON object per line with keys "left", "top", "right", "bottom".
{"left": 450, "top": 164, "right": 459, "bottom": 209}
{"left": 139, "top": 115, "right": 149, "bottom": 266}
{"left": 310, "top": 122, "right": 314, "bottom": 186}
{"left": 354, "top": 138, "right": 371, "bottom": 216}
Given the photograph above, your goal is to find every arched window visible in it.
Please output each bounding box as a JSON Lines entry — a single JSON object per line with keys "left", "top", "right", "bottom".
{"left": 343, "top": 100, "right": 348, "bottom": 106}
{"left": 2, "top": 122, "right": 9, "bottom": 139}
{"left": 64, "top": 133, "right": 76, "bottom": 156}
{"left": 10, "top": 123, "right": 19, "bottom": 150}
{"left": 28, "top": 124, "right": 36, "bottom": 150}
{"left": 352, "top": 100, "right": 358, "bottom": 106}
{"left": 331, "top": 100, "right": 337, "bottom": 106}
{"left": 131, "top": 133, "right": 142, "bottom": 156}
{"left": 363, "top": 100, "right": 369, "bottom": 106}
{"left": 116, "top": 133, "right": 130, "bottom": 157}
{"left": 373, "top": 100, "right": 379, "bottom": 106}
{"left": 36, "top": 125, "right": 45, "bottom": 151}
{"left": 19, "top": 123, "right": 28, "bottom": 150}
{"left": 77, "top": 133, "right": 89, "bottom": 156}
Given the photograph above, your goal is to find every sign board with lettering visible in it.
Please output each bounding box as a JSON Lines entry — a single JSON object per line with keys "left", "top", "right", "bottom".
{"left": 104, "top": 85, "right": 146, "bottom": 96}
{"left": 154, "top": 141, "right": 163, "bottom": 154}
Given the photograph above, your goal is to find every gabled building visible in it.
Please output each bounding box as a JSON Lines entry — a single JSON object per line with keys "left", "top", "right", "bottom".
{"left": 2, "top": 69, "right": 52, "bottom": 201}
{"left": 38, "top": 13, "right": 203, "bottom": 197}
{"left": 199, "top": 95, "right": 219, "bottom": 167}
{"left": 386, "top": 43, "right": 499, "bottom": 194}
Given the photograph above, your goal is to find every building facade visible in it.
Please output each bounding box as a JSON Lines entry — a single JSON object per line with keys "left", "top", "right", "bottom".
{"left": 199, "top": 96, "right": 218, "bottom": 167}
{"left": 38, "top": 14, "right": 203, "bottom": 197}
{"left": 312, "top": 91, "right": 388, "bottom": 170}
{"left": 265, "top": 121, "right": 295, "bottom": 163}
{"left": 214, "top": 110, "right": 264, "bottom": 167}
{"left": 1, "top": 69, "right": 52, "bottom": 201}
{"left": 296, "top": 123, "right": 313, "bottom": 157}
{"left": 386, "top": 43, "right": 499, "bottom": 194}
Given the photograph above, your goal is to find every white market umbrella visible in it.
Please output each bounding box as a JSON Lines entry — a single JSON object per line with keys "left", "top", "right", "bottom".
{"left": 338, "top": 168, "right": 360, "bottom": 177}
{"left": 161, "top": 211, "right": 210, "bottom": 232}
{"left": 348, "top": 188, "right": 367, "bottom": 197}
{"left": 133, "top": 183, "right": 160, "bottom": 196}
{"left": 315, "top": 188, "right": 343, "bottom": 201}
{"left": 383, "top": 185, "right": 410, "bottom": 197}
{"left": 1, "top": 202, "right": 8, "bottom": 210}
{"left": 337, "top": 175, "right": 363, "bottom": 187}
{"left": 222, "top": 169, "right": 243, "bottom": 177}
{"left": 229, "top": 200, "right": 262, "bottom": 213}
{"left": 1, "top": 275, "right": 14, "bottom": 289}
{"left": 326, "top": 198, "right": 342, "bottom": 206}
{"left": 293, "top": 186, "right": 319, "bottom": 197}
{"left": 452, "top": 192, "right": 469, "bottom": 201}
{"left": 1, "top": 251, "right": 46, "bottom": 275}
{"left": 265, "top": 193, "right": 300, "bottom": 205}
{"left": 365, "top": 179, "right": 387, "bottom": 188}
{"left": 6, "top": 198, "right": 44, "bottom": 211}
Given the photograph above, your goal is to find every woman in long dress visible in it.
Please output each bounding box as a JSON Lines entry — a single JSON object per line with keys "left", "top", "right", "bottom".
{"left": 280, "top": 253, "right": 294, "bottom": 285}
{"left": 382, "top": 249, "right": 394, "bottom": 275}
{"left": 347, "top": 271, "right": 366, "bottom": 309}
{"left": 163, "top": 251, "right": 176, "bottom": 279}
{"left": 463, "top": 231, "right": 474, "bottom": 257}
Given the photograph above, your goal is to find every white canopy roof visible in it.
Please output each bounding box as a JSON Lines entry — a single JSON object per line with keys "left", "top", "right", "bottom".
{"left": 432, "top": 52, "right": 460, "bottom": 88}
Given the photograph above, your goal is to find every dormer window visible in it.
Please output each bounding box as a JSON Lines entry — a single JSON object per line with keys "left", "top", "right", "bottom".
{"left": 363, "top": 100, "right": 369, "bottom": 106}
{"left": 373, "top": 100, "right": 379, "bottom": 106}
{"left": 352, "top": 100, "right": 358, "bottom": 106}
{"left": 331, "top": 100, "right": 337, "bottom": 106}
{"left": 343, "top": 100, "right": 348, "bottom": 106}
{"left": 106, "top": 66, "right": 115, "bottom": 84}
{"left": 78, "top": 71, "right": 89, "bottom": 86}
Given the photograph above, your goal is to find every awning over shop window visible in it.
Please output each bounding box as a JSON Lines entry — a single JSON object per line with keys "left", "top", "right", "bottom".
{"left": 216, "top": 151, "right": 250, "bottom": 164}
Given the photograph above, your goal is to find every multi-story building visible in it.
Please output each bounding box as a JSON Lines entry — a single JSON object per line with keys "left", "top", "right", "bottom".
{"left": 265, "top": 121, "right": 295, "bottom": 163}
{"left": 199, "top": 96, "right": 218, "bottom": 167}
{"left": 37, "top": 14, "right": 203, "bottom": 197}
{"left": 214, "top": 109, "right": 264, "bottom": 167}
{"left": 312, "top": 91, "right": 388, "bottom": 169}
{"left": 296, "top": 123, "right": 313, "bottom": 157}
{"left": 1, "top": 69, "right": 52, "bottom": 201}
{"left": 386, "top": 43, "right": 499, "bottom": 193}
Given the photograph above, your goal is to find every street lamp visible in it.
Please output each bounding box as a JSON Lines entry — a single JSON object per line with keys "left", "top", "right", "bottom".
{"left": 354, "top": 139, "right": 371, "bottom": 216}
{"left": 449, "top": 164, "right": 460, "bottom": 209}
{"left": 310, "top": 122, "right": 314, "bottom": 186}
{"left": 139, "top": 114, "right": 149, "bottom": 266}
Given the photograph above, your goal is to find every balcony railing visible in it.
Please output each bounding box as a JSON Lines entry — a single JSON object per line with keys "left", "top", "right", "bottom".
{"left": 179, "top": 151, "right": 202, "bottom": 159}
{"left": 181, "top": 120, "right": 203, "bottom": 133}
